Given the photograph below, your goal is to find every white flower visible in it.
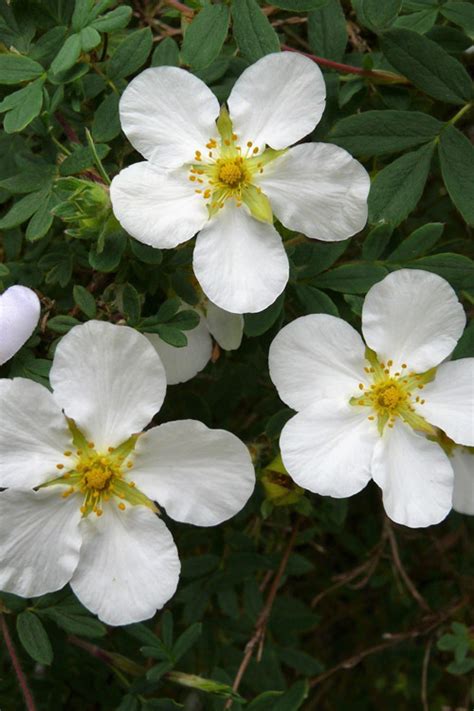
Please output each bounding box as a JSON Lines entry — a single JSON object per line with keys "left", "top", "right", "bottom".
{"left": 451, "top": 445, "right": 474, "bottom": 515}
{"left": 147, "top": 298, "right": 243, "bottom": 385}
{"left": 0, "top": 285, "right": 40, "bottom": 365}
{"left": 0, "top": 321, "right": 255, "bottom": 625}
{"left": 110, "top": 52, "right": 370, "bottom": 314}
{"left": 269, "top": 269, "right": 474, "bottom": 528}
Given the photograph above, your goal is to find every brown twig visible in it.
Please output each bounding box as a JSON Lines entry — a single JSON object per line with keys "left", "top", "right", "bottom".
{"left": 421, "top": 636, "right": 434, "bottom": 711}
{"left": 281, "top": 45, "right": 410, "bottom": 84}
{"left": 225, "top": 520, "right": 301, "bottom": 708}
{"left": 385, "top": 518, "right": 431, "bottom": 613}
{"left": 309, "top": 597, "right": 466, "bottom": 688}
{"left": 0, "top": 614, "right": 37, "bottom": 711}
{"left": 163, "top": 0, "right": 193, "bottom": 17}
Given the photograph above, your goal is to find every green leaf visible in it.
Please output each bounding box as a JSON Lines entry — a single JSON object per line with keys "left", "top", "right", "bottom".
{"left": 169, "top": 309, "right": 200, "bottom": 331}
{"left": 438, "top": 124, "right": 474, "bottom": 226}
{"left": 3, "top": 77, "right": 44, "bottom": 133}
{"left": 274, "top": 681, "right": 309, "bottom": 711}
{"left": 90, "top": 6, "right": 132, "bottom": 32}
{"left": 308, "top": 0, "right": 347, "bottom": 62}
{"left": 244, "top": 292, "right": 284, "bottom": 336}
{"left": 72, "top": 0, "right": 94, "bottom": 31}
{"left": 181, "top": 5, "right": 229, "bottom": 70}
{"left": 80, "top": 26, "right": 101, "bottom": 53}
{"left": 293, "top": 239, "right": 349, "bottom": 278}
{"left": 362, "top": 224, "right": 393, "bottom": 260}
{"left": 330, "top": 110, "right": 443, "bottom": 157}
{"left": 121, "top": 283, "right": 141, "bottom": 324}
{"left": 394, "top": 9, "right": 438, "bottom": 33}
{"left": 161, "top": 610, "right": 174, "bottom": 648}
{"left": 152, "top": 37, "right": 180, "bottom": 67}
{"left": 0, "top": 189, "right": 47, "bottom": 229}
{"left": 313, "top": 262, "right": 388, "bottom": 293}
{"left": 40, "top": 608, "right": 106, "bottom": 638}
{"left": 154, "top": 325, "right": 188, "bottom": 347}
{"left": 388, "top": 222, "right": 443, "bottom": 260}
{"left": 147, "top": 660, "right": 174, "bottom": 682}
{"left": 47, "top": 315, "right": 81, "bottom": 334}
{"left": 407, "top": 253, "right": 474, "bottom": 290}
{"left": 16, "top": 611, "right": 53, "bottom": 665}
{"left": 92, "top": 92, "right": 121, "bottom": 142}
{"left": 156, "top": 297, "right": 181, "bottom": 322}
{"left": 293, "top": 284, "right": 339, "bottom": 316}
{"left": 129, "top": 238, "right": 163, "bottom": 264}
{"left": 108, "top": 27, "right": 153, "bottom": 80}
{"left": 89, "top": 227, "right": 127, "bottom": 271}
{"left": 380, "top": 29, "right": 472, "bottom": 104}
{"left": 271, "top": 0, "right": 328, "bottom": 9}
{"left": 73, "top": 284, "right": 97, "bottom": 318}
{"left": 25, "top": 194, "right": 55, "bottom": 242}
{"left": 452, "top": 321, "right": 474, "bottom": 359}
{"left": 59, "top": 143, "right": 110, "bottom": 176}
{"left": 368, "top": 141, "right": 435, "bottom": 226}
{"left": 361, "top": 0, "right": 402, "bottom": 29}
{"left": 0, "top": 54, "right": 44, "bottom": 84}
{"left": 51, "top": 33, "right": 82, "bottom": 74}
{"left": 231, "top": 0, "right": 280, "bottom": 62}
{"left": 172, "top": 623, "right": 202, "bottom": 661}
{"left": 441, "top": 1, "right": 474, "bottom": 36}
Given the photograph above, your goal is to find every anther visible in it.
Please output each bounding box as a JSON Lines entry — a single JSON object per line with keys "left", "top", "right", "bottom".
{"left": 56, "top": 464, "right": 64, "bottom": 470}
{"left": 118, "top": 503, "right": 126, "bottom": 511}
{"left": 64, "top": 451, "right": 72, "bottom": 456}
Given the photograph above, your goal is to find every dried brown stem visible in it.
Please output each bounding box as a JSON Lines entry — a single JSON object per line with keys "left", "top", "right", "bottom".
{"left": 0, "top": 614, "right": 37, "bottom": 711}
{"left": 385, "top": 518, "right": 431, "bottom": 613}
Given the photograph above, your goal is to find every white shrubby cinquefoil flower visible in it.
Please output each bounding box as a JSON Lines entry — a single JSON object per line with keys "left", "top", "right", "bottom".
{"left": 451, "top": 445, "right": 474, "bottom": 515}
{"left": 269, "top": 269, "right": 474, "bottom": 528}
{"left": 0, "top": 321, "right": 255, "bottom": 625}
{"left": 110, "top": 52, "right": 370, "bottom": 314}
{"left": 148, "top": 298, "right": 243, "bottom": 385}
{"left": 0, "top": 285, "right": 40, "bottom": 365}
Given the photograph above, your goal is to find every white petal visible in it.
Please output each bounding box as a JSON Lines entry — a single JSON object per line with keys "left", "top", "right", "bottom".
{"left": 131, "top": 420, "right": 255, "bottom": 526}
{"left": 110, "top": 162, "right": 209, "bottom": 249}
{"left": 421, "top": 359, "right": 474, "bottom": 446}
{"left": 146, "top": 318, "right": 212, "bottom": 385}
{"left": 258, "top": 143, "right": 370, "bottom": 241}
{"left": 71, "top": 504, "right": 180, "bottom": 626}
{"left": 372, "top": 420, "right": 453, "bottom": 528}
{"left": 280, "top": 401, "right": 377, "bottom": 497}
{"left": 0, "top": 285, "right": 40, "bottom": 365}
{"left": 50, "top": 321, "right": 166, "bottom": 451}
{"left": 193, "top": 204, "right": 289, "bottom": 314}
{"left": 205, "top": 300, "right": 244, "bottom": 350}
{"left": 0, "top": 378, "right": 73, "bottom": 488}
{"left": 362, "top": 270, "right": 466, "bottom": 372}
{"left": 119, "top": 66, "right": 219, "bottom": 168}
{"left": 268, "top": 314, "right": 366, "bottom": 411}
{"left": 451, "top": 447, "right": 474, "bottom": 515}
{"left": 0, "top": 488, "right": 82, "bottom": 598}
{"left": 227, "top": 52, "right": 326, "bottom": 151}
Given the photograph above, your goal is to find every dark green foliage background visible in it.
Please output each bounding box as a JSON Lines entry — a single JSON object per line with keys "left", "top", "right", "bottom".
{"left": 0, "top": 0, "right": 473, "bottom": 709}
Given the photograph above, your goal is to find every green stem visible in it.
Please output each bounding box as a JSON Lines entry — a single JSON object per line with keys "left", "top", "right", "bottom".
{"left": 448, "top": 102, "right": 472, "bottom": 126}
{"left": 85, "top": 128, "right": 111, "bottom": 186}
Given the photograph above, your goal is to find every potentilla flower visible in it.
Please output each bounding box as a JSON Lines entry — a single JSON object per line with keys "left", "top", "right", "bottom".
{"left": 148, "top": 298, "right": 243, "bottom": 384}
{"left": 269, "top": 270, "right": 474, "bottom": 528}
{"left": 0, "top": 285, "right": 40, "bottom": 365}
{"left": 0, "top": 321, "right": 255, "bottom": 625}
{"left": 110, "top": 52, "right": 370, "bottom": 314}
{"left": 452, "top": 447, "right": 474, "bottom": 515}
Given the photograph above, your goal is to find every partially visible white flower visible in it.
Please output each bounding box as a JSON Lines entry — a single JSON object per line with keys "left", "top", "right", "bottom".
{"left": 0, "top": 321, "right": 255, "bottom": 625}
{"left": 110, "top": 52, "right": 370, "bottom": 314}
{"left": 451, "top": 445, "right": 474, "bottom": 515}
{"left": 269, "top": 269, "right": 474, "bottom": 528}
{"left": 147, "top": 298, "right": 244, "bottom": 385}
{"left": 0, "top": 285, "right": 40, "bottom": 365}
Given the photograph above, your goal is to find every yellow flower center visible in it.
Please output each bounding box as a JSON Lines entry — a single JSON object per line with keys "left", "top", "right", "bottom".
{"left": 218, "top": 160, "right": 244, "bottom": 186}
{"left": 42, "top": 421, "right": 157, "bottom": 518}
{"left": 350, "top": 349, "right": 436, "bottom": 436}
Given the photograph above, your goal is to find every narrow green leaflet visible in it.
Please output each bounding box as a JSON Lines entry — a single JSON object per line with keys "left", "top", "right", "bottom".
{"left": 90, "top": 6, "right": 132, "bottom": 32}
{"left": 330, "top": 110, "right": 443, "bottom": 157}
{"left": 380, "top": 29, "right": 472, "bottom": 104}
{"left": 368, "top": 141, "right": 435, "bottom": 225}
{"left": 16, "top": 611, "right": 53, "bottom": 665}
{"left": 0, "top": 188, "right": 48, "bottom": 229}
{"left": 271, "top": 0, "right": 328, "bottom": 9}
{"left": 92, "top": 92, "right": 121, "bottom": 142}
{"left": 313, "top": 263, "right": 388, "bottom": 293}
{"left": 2, "top": 77, "right": 44, "bottom": 133}
{"left": 441, "top": 2, "right": 474, "bottom": 37}
{"left": 244, "top": 292, "right": 285, "bottom": 336}
{"left": 293, "top": 284, "right": 339, "bottom": 316}
{"left": 231, "top": 0, "right": 280, "bottom": 62}
{"left": 50, "top": 33, "right": 82, "bottom": 74}
{"left": 308, "top": 0, "right": 347, "bottom": 62}
{"left": 362, "top": 223, "right": 393, "bottom": 260}
{"left": 361, "top": 0, "right": 402, "bottom": 29}
{"left": 181, "top": 5, "right": 229, "bottom": 70}
{"left": 0, "top": 54, "right": 44, "bottom": 84}
{"left": 438, "top": 124, "right": 474, "bottom": 226}
{"left": 73, "top": 284, "right": 97, "bottom": 318}
{"left": 107, "top": 27, "right": 153, "bottom": 80}
{"left": 394, "top": 9, "right": 438, "bottom": 33}
{"left": 388, "top": 222, "right": 444, "bottom": 260}
{"left": 152, "top": 37, "right": 180, "bottom": 67}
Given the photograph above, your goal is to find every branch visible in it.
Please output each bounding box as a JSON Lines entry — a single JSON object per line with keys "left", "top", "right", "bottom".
{"left": 0, "top": 614, "right": 37, "bottom": 711}
{"left": 225, "top": 520, "right": 301, "bottom": 708}
{"left": 385, "top": 518, "right": 431, "bottom": 613}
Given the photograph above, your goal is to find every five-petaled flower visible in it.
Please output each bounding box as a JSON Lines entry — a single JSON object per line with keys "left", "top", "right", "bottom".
{"left": 0, "top": 285, "right": 40, "bottom": 366}
{"left": 110, "top": 52, "right": 370, "bottom": 314}
{"left": 148, "top": 297, "right": 243, "bottom": 384}
{"left": 269, "top": 270, "right": 474, "bottom": 528}
{"left": 0, "top": 321, "right": 255, "bottom": 625}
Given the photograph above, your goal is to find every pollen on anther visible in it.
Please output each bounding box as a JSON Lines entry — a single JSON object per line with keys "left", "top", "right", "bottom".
{"left": 418, "top": 384, "right": 424, "bottom": 390}
{"left": 402, "top": 363, "right": 407, "bottom": 369}
{"left": 358, "top": 383, "right": 365, "bottom": 390}
{"left": 64, "top": 451, "right": 72, "bottom": 457}
{"left": 232, "top": 133, "right": 237, "bottom": 140}
{"left": 118, "top": 503, "right": 126, "bottom": 511}
{"left": 368, "top": 416, "right": 375, "bottom": 421}
{"left": 246, "top": 141, "right": 253, "bottom": 147}
{"left": 88, "top": 442, "right": 95, "bottom": 449}
{"left": 96, "top": 509, "right": 103, "bottom": 517}
{"left": 129, "top": 481, "right": 136, "bottom": 487}
{"left": 56, "top": 463, "right": 64, "bottom": 470}
{"left": 127, "top": 461, "right": 133, "bottom": 469}
{"left": 189, "top": 176, "right": 196, "bottom": 182}
{"left": 387, "top": 360, "right": 393, "bottom": 367}
{"left": 252, "top": 147, "right": 259, "bottom": 154}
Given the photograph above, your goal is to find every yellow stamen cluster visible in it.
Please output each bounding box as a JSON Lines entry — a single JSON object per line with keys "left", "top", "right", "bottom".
{"left": 350, "top": 350, "right": 435, "bottom": 435}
